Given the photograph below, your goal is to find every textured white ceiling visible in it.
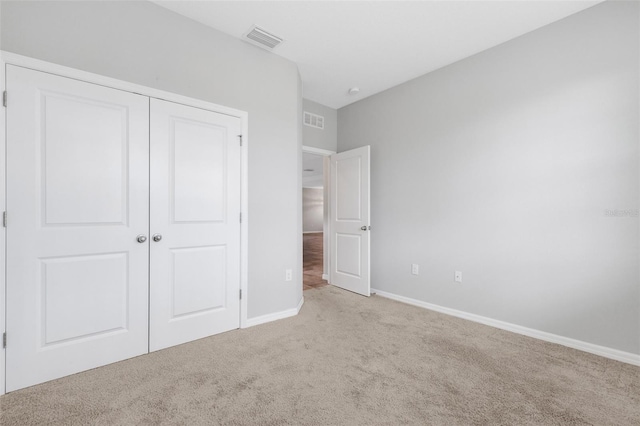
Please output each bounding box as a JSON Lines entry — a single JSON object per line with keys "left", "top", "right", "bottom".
{"left": 154, "top": 1, "right": 602, "bottom": 109}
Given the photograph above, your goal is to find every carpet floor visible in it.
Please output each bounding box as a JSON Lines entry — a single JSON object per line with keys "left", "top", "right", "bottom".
{"left": 1, "top": 286, "right": 639, "bottom": 425}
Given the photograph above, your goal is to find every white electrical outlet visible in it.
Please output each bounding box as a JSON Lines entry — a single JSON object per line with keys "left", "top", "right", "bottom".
{"left": 285, "top": 269, "right": 293, "bottom": 281}
{"left": 455, "top": 271, "right": 462, "bottom": 283}
{"left": 411, "top": 264, "right": 419, "bottom": 275}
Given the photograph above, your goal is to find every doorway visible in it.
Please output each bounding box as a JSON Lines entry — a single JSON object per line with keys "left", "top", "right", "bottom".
{"left": 302, "top": 145, "right": 371, "bottom": 295}
{"left": 302, "top": 147, "right": 334, "bottom": 290}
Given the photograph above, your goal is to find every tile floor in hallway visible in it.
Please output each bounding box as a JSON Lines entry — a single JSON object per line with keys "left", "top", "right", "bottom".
{"left": 303, "top": 232, "right": 328, "bottom": 291}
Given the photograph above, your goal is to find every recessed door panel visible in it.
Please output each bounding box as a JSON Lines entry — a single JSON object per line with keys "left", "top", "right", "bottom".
{"left": 171, "top": 245, "right": 227, "bottom": 318}
{"left": 335, "top": 234, "right": 362, "bottom": 277}
{"left": 172, "top": 119, "right": 226, "bottom": 223}
{"left": 41, "top": 253, "right": 129, "bottom": 345}
{"left": 43, "top": 93, "right": 128, "bottom": 226}
{"left": 150, "top": 98, "right": 241, "bottom": 352}
{"left": 6, "top": 65, "right": 150, "bottom": 392}
{"left": 336, "top": 157, "right": 362, "bottom": 221}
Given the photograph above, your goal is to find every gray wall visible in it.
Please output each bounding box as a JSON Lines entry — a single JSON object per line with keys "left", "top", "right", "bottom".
{"left": 338, "top": 1, "right": 640, "bottom": 354}
{"left": 1, "top": 1, "right": 302, "bottom": 319}
{"left": 303, "top": 98, "right": 337, "bottom": 152}
{"left": 303, "top": 188, "right": 324, "bottom": 233}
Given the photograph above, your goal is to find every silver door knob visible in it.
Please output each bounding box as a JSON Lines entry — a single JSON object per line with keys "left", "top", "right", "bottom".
{"left": 152, "top": 234, "right": 162, "bottom": 242}
{"left": 136, "top": 234, "right": 147, "bottom": 243}
{"left": 361, "top": 226, "right": 368, "bottom": 231}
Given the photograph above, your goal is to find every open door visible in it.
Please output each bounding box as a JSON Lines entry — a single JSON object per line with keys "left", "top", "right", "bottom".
{"left": 329, "top": 146, "right": 370, "bottom": 296}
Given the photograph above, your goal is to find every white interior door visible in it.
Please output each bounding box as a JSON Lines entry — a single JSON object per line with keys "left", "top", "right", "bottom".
{"left": 330, "top": 146, "right": 371, "bottom": 296}
{"left": 5, "top": 65, "right": 150, "bottom": 392}
{"left": 149, "top": 99, "right": 241, "bottom": 352}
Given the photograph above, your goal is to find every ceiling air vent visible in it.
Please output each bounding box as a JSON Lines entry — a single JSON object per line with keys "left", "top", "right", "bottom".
{"left": 303, "top": 111, "right": 324, "bottom": 130}
{"left": 244, "top": 25, "right": 283, "bottom": 50}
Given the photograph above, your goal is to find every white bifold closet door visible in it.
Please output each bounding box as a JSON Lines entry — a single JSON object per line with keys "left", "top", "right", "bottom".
{"left": 5, "top": 65, "right": 242, "bottom": 392}
{"left": 149, "top": 99, "right": 241, "bottom": 352}
{"left": 6, "top": 65, "right": 151, "bottom": 392}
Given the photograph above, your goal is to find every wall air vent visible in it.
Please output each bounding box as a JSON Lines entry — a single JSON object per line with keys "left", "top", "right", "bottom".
{"left": 243, "top": 25, "right": 283, "bottom": 50}
{"left": 303, "top": 111, "right": 324, "bottom": 130}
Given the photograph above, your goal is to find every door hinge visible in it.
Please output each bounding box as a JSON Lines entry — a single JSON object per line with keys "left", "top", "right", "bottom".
{"left": 239, "top": 289, "right": 242, "bottom": 300}
{"left": 2, "top": 91, "right": 6, "bottom": 107}
{"left": 2, "top": 332, "right": 6, "bottom": 349}
{"left": 239, "top": 212, "right": 242, "bottom": 223}
{"left": 2, "top": 211, "right": 6, "bottom": 228}
{"left": 238, "top": 135, "right": 243, "bottom": 146}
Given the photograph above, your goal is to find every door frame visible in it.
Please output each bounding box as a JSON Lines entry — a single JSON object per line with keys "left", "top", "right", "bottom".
{"left": 0, "top": 51, "right": 250, "bottom": 395}
{"left": 302, "top": 146, "right": 335, "bottom": 283}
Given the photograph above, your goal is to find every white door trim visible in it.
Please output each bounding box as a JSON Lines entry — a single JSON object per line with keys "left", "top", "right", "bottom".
{"left": 302, "top": 146, "right": 335, "bottom": 282}
{"left": 302, "top": 145, "right": 335, "bottom": 157}
{"left": 0, "top": 51, "right": 250, "bottom": 394}
{"left": 0, "top": 51, "right": 7, "bottom": 396}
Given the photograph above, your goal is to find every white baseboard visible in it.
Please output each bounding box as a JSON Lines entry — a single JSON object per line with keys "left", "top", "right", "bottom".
{"left": 303, "top": 231, "right": 323, "bottom": 234}
{"left": 372, "top": 288, "right": 640, "bottom": 367}
{"left": 322, "top": 274, "right": 329, "bottom": 280}
{"left": 245, "top": 296, "right": 304, "bottom": 328}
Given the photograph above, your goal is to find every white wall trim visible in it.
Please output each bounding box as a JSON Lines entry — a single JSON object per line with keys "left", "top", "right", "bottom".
{"left": 303, "top": 231, "right": 323, "bottom": 234}
{"left": 245, "top": 296, "right": 304, "bottom": 328}
{"left": 302, "top": 145, "right": 335, "bottom": 156}
{"left": 240, "top": 116, "right": 249, "bottom": 329}
{"left": 372, "top": 288, "right": 640, "bottom": 367}
{"left": 0, "top": 50, "right": 7, "bottom": 396}
{"left": 322, "top": 274, "right": 329, "bottom": 281}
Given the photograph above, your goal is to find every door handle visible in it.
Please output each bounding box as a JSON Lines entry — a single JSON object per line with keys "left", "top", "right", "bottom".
{"left": 361, "top": 226, "right": 370, "bottom": 231}
{"left": 136, "top": 234, "right": 147, "bottom": 243}
{"left": 152, "top": 234, "right": 162, "bottom": 242}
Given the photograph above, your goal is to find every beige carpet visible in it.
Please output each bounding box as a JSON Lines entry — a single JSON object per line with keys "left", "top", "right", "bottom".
{"left": 1, "top": 286, "right": 639, "bottom": 425}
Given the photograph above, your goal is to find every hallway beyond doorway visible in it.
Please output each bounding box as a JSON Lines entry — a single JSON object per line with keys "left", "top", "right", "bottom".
{"left": 303, "top": 233, "right": 328, "bottom": 291}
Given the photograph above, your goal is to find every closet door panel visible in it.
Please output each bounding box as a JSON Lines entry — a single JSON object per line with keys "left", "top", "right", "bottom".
{"left": 149, "top": 99, "right": 241, "bottom": 352}
{"left": 6, "top": 65, "right": 150, "bottom": 392}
